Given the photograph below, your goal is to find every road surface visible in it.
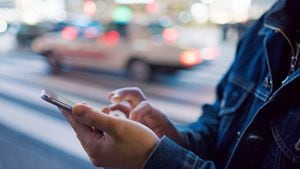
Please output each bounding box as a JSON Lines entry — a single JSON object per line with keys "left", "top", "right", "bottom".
{"left": 0, "top": 32, "right": 235, "bottom": 169}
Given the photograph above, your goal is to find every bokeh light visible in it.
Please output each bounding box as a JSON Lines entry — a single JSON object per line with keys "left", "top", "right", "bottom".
{"left": 179, "top": 49, "right": 203, "bottom": 67}
{"left": 0, "top": 20, "right": 8, "bottom": 33}
{"left": 112, "top": 6, "right": 133, "bottom": 23}
{"left": 99, "top": 30, "right": 120, "bottom": 46}
{"left": 178, "top": 11, "right": 192, "bottom": 24}
{"left": 209, "top": 6, "right": 231, "bottom": 24}
{"left": 190, "top": 3, "right": 209, "bottom": 24}
{"left": 83, "top": 0, "right": 97, "bottom": 16}
{"left": 61, "top": 26, "right": 78, "bottom": 40}
{"left": 162, "top": 28, "right": 178, "bottom": 43}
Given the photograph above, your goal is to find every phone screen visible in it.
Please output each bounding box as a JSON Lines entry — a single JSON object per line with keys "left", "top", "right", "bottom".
{"left": 41, "top": 89, "right": 76, "bottom": 111}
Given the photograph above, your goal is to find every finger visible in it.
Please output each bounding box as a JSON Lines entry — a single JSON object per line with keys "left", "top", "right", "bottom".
{"left": 101, "top": 106, "right": 110, "bottom": 115}
{"left": 107, "top": 103, "right": 131, "bottom": 117}
{"left": 108, "top": 87, "right": 146, "bottom": 108}
{"left": 72, "top": 103, "right": 117, "bottom": 136}
{"left": 59, "top": 108, "right": 95, "bottom": 143}
{"left": 129, "top": 101, "right": 153, "bottom": 122}
{"left": 60, "top": 108, "right": 85, "bottom": 131}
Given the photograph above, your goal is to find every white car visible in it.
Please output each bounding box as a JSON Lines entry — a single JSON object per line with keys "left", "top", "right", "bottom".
{"left": 32, "top": 22, "right": 209, "bottom": 81}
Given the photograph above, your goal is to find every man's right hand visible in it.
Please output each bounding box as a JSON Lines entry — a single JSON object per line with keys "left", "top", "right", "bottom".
{"left": 60, "top": 103, "right": 158, "bottom": 169}
{"left": 107, "top": 87, "right": 184, "bottom": 146}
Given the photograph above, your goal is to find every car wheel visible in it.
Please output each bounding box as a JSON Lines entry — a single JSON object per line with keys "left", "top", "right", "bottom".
{"left": 47, "top": 53, "right": 61, "bottom": 74}
{"left": 128, "top": 59, "right": 152, "bottom": 82}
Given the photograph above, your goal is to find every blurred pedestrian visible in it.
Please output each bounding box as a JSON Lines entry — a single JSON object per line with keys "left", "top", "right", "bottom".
{"left": 59, "top": 0, "right": 300, "bottom": 168}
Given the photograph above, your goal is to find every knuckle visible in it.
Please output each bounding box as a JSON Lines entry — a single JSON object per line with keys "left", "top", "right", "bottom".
{"left": 141, "top": 101, "right": 152, "bottom": 109}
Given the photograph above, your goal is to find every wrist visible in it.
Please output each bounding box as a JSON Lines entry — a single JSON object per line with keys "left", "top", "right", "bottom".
{"left": 140, "top": 138, "right": 162, "bottom": 169}
{"left": 157, "top": 121, "right": 184, "bottom": 146}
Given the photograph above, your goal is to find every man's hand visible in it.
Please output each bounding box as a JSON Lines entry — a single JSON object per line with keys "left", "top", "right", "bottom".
{"left": 60, "top": 103, "right": 158, "bottom": 169}
{"left": 107, "top": 87, "right": 184, "bottom": 145}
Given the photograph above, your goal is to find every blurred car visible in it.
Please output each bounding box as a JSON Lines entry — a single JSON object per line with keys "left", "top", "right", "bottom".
{"left": 31, "top": 21, "right": 206, "bottom": 81}
{"left": 220, "top": 19, "right": 256, "bottom": 41}
{"left": 15, "top": 22, "right": 66, "bottom": 47}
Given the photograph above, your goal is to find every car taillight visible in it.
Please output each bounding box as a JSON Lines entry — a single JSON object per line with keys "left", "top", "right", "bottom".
{"left": 179, "top": 49, "right": 203, "bottom": 67}
{"left": 100, "top": 30, "right": 120, "bottom": 45}
{"left": 61, "top": 26, "right": 78, "bottom": 40}
{"left": 162, "top": 28, "right": 178, "bottom": 44}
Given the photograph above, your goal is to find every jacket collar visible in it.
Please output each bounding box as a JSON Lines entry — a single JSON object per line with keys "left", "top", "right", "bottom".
{"left": 264, "top": 0, "right": 300, "bottom": 31}
{"left": 263, "top": 0, "right": 300, "bottom": 43}
{"left": 258, "top": 0, "right": 300, "bottom": 91}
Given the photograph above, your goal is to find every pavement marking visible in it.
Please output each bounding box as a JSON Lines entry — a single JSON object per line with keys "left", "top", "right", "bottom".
{"left": 0, "top": 74, "right": 202, "bottom": 123}
{"left": 0, "top": 97, "right": 89, "bottom": 161}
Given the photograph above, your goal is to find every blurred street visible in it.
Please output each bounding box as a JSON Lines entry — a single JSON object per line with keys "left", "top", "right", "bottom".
{"left": 0, "top": 0, "right": 276, "bottom": 168}
{"left": 0, "top": 28, "right": 235, "bottom": 168}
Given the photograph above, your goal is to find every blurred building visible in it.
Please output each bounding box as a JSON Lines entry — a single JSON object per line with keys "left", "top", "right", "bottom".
{"left": 0, "top": 0, "right": 276, "bottom": 25}
{"left": 0, "top": 0, "right": 16, "bottom": 22}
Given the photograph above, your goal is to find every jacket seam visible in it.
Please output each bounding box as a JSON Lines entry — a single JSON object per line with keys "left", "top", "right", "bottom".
{"left": 228, "top": 74, "right": 255, "bottom": 93}
{"left": 271, "top": 122, "right": 300, "bottom": 163}
{"left": 254, "top": 89, "right": 269, "bottom": 102}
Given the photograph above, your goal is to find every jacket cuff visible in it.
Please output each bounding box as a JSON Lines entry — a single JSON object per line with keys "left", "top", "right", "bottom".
{"left": 142, "top": 136, "right": 204, "bottom": 169}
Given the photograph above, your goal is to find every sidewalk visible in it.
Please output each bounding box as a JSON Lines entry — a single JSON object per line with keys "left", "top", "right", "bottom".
{"left": 0, "top": 32, "right": 16, "bottom": 54}
{"left": 0, "top": 123, "right": 97, "bottom": 169}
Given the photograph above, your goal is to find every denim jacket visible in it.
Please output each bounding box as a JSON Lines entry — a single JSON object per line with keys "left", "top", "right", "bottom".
{"left": 143, "top": 1, "right": 300, "bottom": 169}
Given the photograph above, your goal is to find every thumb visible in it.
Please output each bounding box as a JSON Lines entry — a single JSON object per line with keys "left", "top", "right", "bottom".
{"left": 72, "top": 103, "right": 117, "bottom": 136}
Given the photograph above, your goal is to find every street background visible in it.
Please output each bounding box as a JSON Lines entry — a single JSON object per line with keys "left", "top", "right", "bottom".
{"left": 0, "top": 0, "right": 275, "bottom": 168}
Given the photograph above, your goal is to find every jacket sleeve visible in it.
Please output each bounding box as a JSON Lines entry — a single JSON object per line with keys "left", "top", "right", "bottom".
{"left": 143, "top": 70, "right": 232, "bottom": 169}
{"left": 143, "top": 136, "right": 216, "bottom": 169}
{"left": 178, "top": 68, "right": 230, "bottom": 159}
{"left": 177, "top": 13, "right": 265, "bottom": 159}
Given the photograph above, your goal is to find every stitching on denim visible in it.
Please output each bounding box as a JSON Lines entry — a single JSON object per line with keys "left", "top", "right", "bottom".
{"left": 254, "top": 90, "right": 269, "bottom": 102}
{"left": 275, "top": 147, "right": 281, "bottom": 169}
{"left": 272, "top": 125, "right": 293, "bottom": 157}
{"left": 255, "top": 88, "right": 269, "bottom": 100}
{"left": 271, "top": 123, "right": 300, "bottom": 163}
{"left": 190, "top": 152, "right": 199, "bottom": 169}
{"left": 219, "top": 75, "right": 254, "bottom": 115}
{"left": 181, "top": 151, "right": 198, "bottom": 169}
{"left": 295, "top": 138, "right": 300, "bottom": 152}
{"left": 255, "top": 88, "right": 269, "bottom": 98}
{"left": 228, "top": 74, "right": 255, "bottom": 93}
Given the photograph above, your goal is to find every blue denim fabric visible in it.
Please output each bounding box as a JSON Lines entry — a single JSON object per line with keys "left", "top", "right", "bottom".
{"left": 143, "top": 136, "right": 215, "bottom": 169}
{"left": 143, "top": 0, "right": 300, "bottom": 169}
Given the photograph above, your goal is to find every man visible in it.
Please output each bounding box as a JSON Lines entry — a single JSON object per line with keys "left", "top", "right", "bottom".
{"left": 60, "top": 0, "right": 300, "bottom": 168}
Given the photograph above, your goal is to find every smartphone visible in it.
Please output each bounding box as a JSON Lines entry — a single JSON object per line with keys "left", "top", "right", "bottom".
{"left": 41, "top": 89, "right": 76, "bottom": 112}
